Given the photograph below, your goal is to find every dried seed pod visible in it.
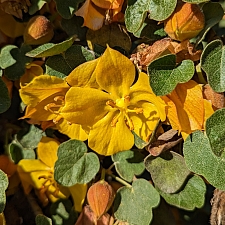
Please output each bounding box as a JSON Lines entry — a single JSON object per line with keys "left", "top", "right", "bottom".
{"left": 87, "top": 180, "right": 115, "bottom": 219}
{"left": 23, "top": 15, "right": 54, "bottom": 45}
{"left": 164, "top": 2, "right": 205, "bottom": 41}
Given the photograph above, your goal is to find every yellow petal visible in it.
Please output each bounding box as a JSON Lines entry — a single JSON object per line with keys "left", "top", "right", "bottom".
{"left": 96, "top": 46, "right": 135, "bottom": 98}
{"left": 130, "top": 101, "right": 160, "bottom": 141}
{"left": 19, "top": 75, "right": 69, "bottom": 106}
{"left": 30, "top": 171, "right": 52, "bottom": 189}
{"left": 55, "top": 119, "right": 88, "bottom": 141}
{"left": 66, "top": 58, "right": 99, "bottom": 88}
{"left": 75, "top": 0, "right": 105, "bottom": 30}
{"left": 130, "top": 72, "right": 167, "bottom": 121}
{"left": 18, "top": 159, "right": 49, "bottom": 173}
{"left": 61, "top": 87, "right": 110, "bottom": 126}
{"left": 69, "top": 183, "right": 88, "bottom": 212}
{"left": 47, "top": 184, "right": 70, "bottom": 199}
{"left": 88, "top": 111, "right": 134, "bottom": 155}
{"left": 163, "top": 80, "right": 204, "bottom": 134}
{"left": 37, "top": 137, "right": 60, "bottom": 168}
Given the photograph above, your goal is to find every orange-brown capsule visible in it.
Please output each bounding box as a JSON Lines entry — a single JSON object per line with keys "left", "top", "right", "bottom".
{"left": 23, "top": 15, "right": 54, "bottom": 45}
{"left": 164, "top": 2, "right": 205, "bottom": 41}
{"left": 87, "top": 180, "right": 115, "bottom": 219}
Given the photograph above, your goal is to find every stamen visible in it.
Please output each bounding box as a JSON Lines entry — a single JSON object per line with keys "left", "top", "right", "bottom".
{"left": 127, "top": 107, "right": 143, "bottom": 114}
{"left": 106, "top": 100, "right": 116, "bottom": 108}
{"left": 111, "top": 112, "right": 121, "bottom": 127}
{"left": 124, "top": 113, "right": 134, "bottom": 130}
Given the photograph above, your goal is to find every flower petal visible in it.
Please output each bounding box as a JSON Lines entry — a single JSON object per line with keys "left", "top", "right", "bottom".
{"left": 130, "top": 101, "right": 160, "bottom": 141}
{"left": 19, "top": 75, "right": 69, "bottom": 106}
{"left": 37, "top": 137, "right": 59, "bottom": 168}
{"left": 88, "top": 111, "right": 134, "bottom": 155}
{"left": 66, "top": 58, "right": 99, "bottom": 88}
{"left": 130, "top": 72, "right": 167, "bottom": 121}
{"left": 92, "top": 0, "right": 123, "bottom": 9}
{"left": 75, "top": 0, "right": 105, "bottom": 30}
{"left": 96, "top": 46, "right": 135, "bottom": 98}
{"left": 18, "top": 160, "right": 49, "bottom": 173}
{"left": 162, "top": 80, "right": 204, "bottom": 134}
{"left": 55, "top": 119, "right": 88, "bottom": 141}
{"left": 61, "top": 87, "right": 110, "bottom": 126}
{"left": 69, "top": 183, "right": 88, "bottom": 212}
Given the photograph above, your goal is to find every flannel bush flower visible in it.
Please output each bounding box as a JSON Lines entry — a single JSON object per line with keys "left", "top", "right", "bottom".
{"left": 61, "top": 46, "right": 166, "bottom": 155}
{"left": 17, "top": 137, "right": 70, "bottom": 205}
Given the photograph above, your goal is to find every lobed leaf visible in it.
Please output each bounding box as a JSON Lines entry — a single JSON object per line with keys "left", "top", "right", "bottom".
{"left": 26, "top": 37, "right": 75, "bottom": 58}
{"left": 114, "top": 179, "right": 160, "bottom": 225}
{"left": 196, "top": 2, "right": 224, "bottom": 45}
{"left": 132, "top": 131, "right": 149, "bottom": 149}
{"left": 46, "top": 45, "right": 95, "bottom": 78}
{"left": 206, "top": 108, "right": 225, "bottom": 157}
{"left": 125, "top": 0, "right": 176, "bottom": 33}
{"left": 112, "top": 149, "right": 145, "bottom": 182}
{"left": 183, "top": 130, "right": 225, "bottom": 190}
{"left": 201, "top": 39, "right": 225, "bottom": 92}
{"left": 157, "top": 175, "right": 206, "bottom": 210}
{"left": 145, "top": 151, "right": 190, "bottom": 193}
{"left": 148, "top": 54, "right": 194, "bottom": 96}
{"left": 0, "top": 45, "right": 32, "bottom": 80}
{"left": 54, "top": 139, "right": 100, "bottom": 186}
{"left": 183, "top": 0, "right": 209, "bottom": 2}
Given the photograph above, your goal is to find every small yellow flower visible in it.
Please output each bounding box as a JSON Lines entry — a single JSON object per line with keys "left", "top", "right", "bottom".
{"left": 19, "top": 74, "right": 88, "bottom": 141}
{"left": 61, "top": 46, "right": 166, "bottom": 155}
{"left": 17, "top": 137, "right": 70, "bottom": 206}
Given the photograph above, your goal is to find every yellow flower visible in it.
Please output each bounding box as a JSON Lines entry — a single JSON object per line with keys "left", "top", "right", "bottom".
{"left": 19, "top": 74, "right": 88, "bottom": 141}
{"left": 75, "top": 0, "right": 124, "bottom": 30}
{"left": 61, "top": 46, "right": 166, "bottom": 155}
{"left": 17, "top": 137, "right": 70, "bottom": 205}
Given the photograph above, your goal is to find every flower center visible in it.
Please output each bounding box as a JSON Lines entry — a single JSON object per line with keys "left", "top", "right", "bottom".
{"left": 44, "top": 96, "right": 65, "bottom": 124}
{"left": 106, "top": 95, "right": 143, "bottom": 130}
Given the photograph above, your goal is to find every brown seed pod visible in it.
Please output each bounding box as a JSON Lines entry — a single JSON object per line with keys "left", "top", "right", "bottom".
{"left": 23, "top": 15, "right": 54, "bottom": 45}
{"left": 87, "top": 180, "right": 115, "bottom": 219}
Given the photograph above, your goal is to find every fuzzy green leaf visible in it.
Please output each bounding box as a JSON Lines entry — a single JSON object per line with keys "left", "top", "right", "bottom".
{"left": 132, "top": 131, "right": 149, "bottom": 149}
{"left": 114, "top": 179, "right": 160, "bottom": 225}
{"left": 0, "top": 170, "right": 8, "bottom": 213}
{"left": 61, "top": 16, "right": 87, "bottom": 41}
{"left": 35, "top": 215, "right": 52, "bottom": 225}
{"left": 196, "top": 2, "right": 224, "bottom": 45}
{"left": 112, "top": 150, "right": 145, "bottom": 182}
{"left": 0, "top": 45, "right": 32, "bottom": 80}
{"left": 0, "top": 77, "right": 11, "bottom": 113}
{"left": 201, "top": 40, "right": 225, "bottom": 92}
{"left": 16, "top": 124, "right": 45, "bottom": 149}
{"left": 26, "top": 37, "right": 75, "bottom": 58}
{"left": 54, "top": 0, "right": 84, "bottom": 19}
{"left": 183, "top": 130, "right": 225, "bottom": 190}
{"left": 54, "top": 139, "right": 100, "bottom": 186}
{"left": 145, "top": 151, "right": 190, "bottom": 193}
{"left": 125, "top": 0, "right": 176, "bottom": 33}
{"left": 206, "top": 108, "right": 225, "bottom": 157}
{"left": 148, "top": 54, "right": 194, "bottom": 96}
{"left": 157, "top": 175, "right": 206, "bottom": 210}
{"left": 183, "top": 0, "right": 209, "bottom": 2}
{"left": 46, "top": 45, "right": 95, "bottom": 78}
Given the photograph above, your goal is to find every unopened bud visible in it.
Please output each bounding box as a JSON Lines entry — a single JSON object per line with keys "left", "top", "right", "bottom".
{"left": 87, "top": 180, "right": 115, "bottom": 219}
{"left": 23, "top": 15, "right": 54, "bottom": 45}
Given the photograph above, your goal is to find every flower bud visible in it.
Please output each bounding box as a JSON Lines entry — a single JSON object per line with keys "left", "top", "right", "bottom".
{"left": 23, "top": 15, "right": 54, "bottom": 45}
{"left": 87, "top": 180, "right": 115, "bottom": 219}
{"left": 164, "top": 2, "right": 205, "bottom": 41}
